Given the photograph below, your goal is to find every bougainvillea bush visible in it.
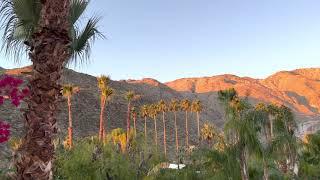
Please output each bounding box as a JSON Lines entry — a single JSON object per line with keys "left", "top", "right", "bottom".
{"left": 0, "top": 75, "right": 29, "bottom": 144}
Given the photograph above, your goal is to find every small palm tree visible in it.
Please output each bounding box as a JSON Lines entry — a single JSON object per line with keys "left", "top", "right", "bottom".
{"left": 181, "top": 99, "right": 191, "bottom": 147}
{"left": 97, "top": 75, "right": 112, "bottom": 141}
{"left": 192, "top": 99, "right": 203, "bottom": 140}
{"left": 169, "top": 99, "right": 180, "bottom": 155}
{"left": 61, "top": 84, "right": 79, "bottom": 149}
{"left": 140, "top": 105, "right": 148, "bottom": 140}
{"left": 158, "top": 99, "right": 168, "bottom": 157}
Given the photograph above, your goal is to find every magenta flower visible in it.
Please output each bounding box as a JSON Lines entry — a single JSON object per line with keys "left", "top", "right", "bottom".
{"left": 0, "top": 120, "right": 10, "bottom": 143}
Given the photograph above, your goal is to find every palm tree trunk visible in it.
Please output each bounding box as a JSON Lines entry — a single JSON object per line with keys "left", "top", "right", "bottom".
{"left": 102, "top": 102, "right": 109, "bottom": 140}
{"left": 240, "top": 148, "right": 249, "bottom": 180}
{"left": 67, "top": 96, "right": 73, "bottom": 148}
{"left": 133, "top": 112, "right": 137, "bottom": 137}
{"left": 15, "top": 0, "right": 71, "bottom": 178}
{"left": 99, "top": 96, "right": 106, "bottom": 141}
{"left": 144, "top": 116, "right": 147, "bottom": 141}
{"left": 269, "top": 115, "right": 273, "bottom": 138}
{"left": 174, "top": 112, "right": 179, "bottom": 155}
{"left": 154, "top": 117, "right": 157, "bottom": 147}
{"left": 185, "top": 111, "right": 189, "bottom": 147}
{"left": 197, "top": 112, "right": 200, "bottom": 141}
{"left": 127, "top": 101, "right": 131, "bottom": 139}
{"left": 162, "top": 111, "right": 167, "bottom": 158}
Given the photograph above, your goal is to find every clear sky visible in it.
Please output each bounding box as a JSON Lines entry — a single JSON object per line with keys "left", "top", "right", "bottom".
{"left": 1, "top": 0, "right": 320, "bottom": 82}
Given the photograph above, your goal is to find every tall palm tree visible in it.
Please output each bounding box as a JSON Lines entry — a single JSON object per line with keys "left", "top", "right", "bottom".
{"left": 181, "top": 99, "right": 191, "bottom": 147}
{"left": 97, "top": 75, "right": 112, "bottom": 141}
{"left": 131, "top": 106, "right": 137, "bottom": 137}
{"left": 158, "top": 99, "right": 168, "bottom": 157}
{"left": 125, "top": 90, "right": 135, "bottom": 138}
{"left": 61, "top": 84, "right": 79, "bottom": 149}
{"left": 0, "top": 0, "right": 103, "bottom": 177}
{"left": 192, "top": 99, "right": 203, "bottom": 140}
{"left": 169, "top": 99, "right": 180, "bottom": 155}
{"left": 148, "top": 104, "right": 159, "bottom": 147}
{"left": 140, "top": 105, "right": 148, "bottom": 140}
{"left": 100, "top": 87, "right": 113, "bottom": 140}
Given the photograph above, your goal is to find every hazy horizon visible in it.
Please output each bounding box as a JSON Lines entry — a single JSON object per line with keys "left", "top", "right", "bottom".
{"left": 1, "top": 0, "right": 320, "bottom": 82}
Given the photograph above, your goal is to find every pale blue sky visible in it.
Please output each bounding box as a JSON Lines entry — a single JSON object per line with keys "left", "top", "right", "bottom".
{"left": 1, "top": 0, "right": 320, "bottom": 82}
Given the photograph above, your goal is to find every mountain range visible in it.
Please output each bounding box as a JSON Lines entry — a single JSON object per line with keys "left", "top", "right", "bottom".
{"left": 1, "top": 66, "right": 320, "bottom": 150}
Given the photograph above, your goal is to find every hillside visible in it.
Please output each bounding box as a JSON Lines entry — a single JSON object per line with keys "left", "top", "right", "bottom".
{"left": 1, "top": 66, "right": 320, "bottom": 152}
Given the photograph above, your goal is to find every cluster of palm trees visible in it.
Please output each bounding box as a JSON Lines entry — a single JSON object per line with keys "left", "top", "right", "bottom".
{"left": 139, "top": 99, "right": 203, "bottom": 157}
{"left": 61, "top": 79, "right": 203, "bottom": 158}
{"left": 217, "top": 88, "right": 298, "bottom": 180}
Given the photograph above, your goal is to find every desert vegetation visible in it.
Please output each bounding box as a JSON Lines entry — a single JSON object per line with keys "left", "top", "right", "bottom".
{"left": 1, "top": 75, "right": 319, "bottom": 179}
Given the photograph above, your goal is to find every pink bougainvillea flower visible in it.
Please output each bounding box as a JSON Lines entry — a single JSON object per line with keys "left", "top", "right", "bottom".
{"left": 0, "top": 120, "right": 10, "bottom": 143}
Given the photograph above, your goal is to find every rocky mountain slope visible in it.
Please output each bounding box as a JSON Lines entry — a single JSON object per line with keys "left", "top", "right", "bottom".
{"left": 1, "top": 66, "right": 320, "bottom": 151}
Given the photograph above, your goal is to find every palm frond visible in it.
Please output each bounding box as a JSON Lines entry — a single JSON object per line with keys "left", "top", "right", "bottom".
{"left": 70, "top": 0, "right": 89, "bottom": 25}
{"left": 0, "top": 0, "right": 40, "bottom": 62}
{"left": 68, "top": 16, "right": 105, "bottom": 66}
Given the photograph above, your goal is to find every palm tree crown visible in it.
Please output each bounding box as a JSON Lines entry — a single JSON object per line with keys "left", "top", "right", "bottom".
{"left": 169, "top": 99, "right": 180, "bottom": 112}
{"left": 0, "top": 0, "right": 104, "bottom": 64}
{"left": 180, "top": 99, "right": 191, "bottom": 112}
{"left": 61, "top": 84, "right": 79, "bottom": 97}
{"left": 97, "top": 75, "right": 110, "bottom": 91}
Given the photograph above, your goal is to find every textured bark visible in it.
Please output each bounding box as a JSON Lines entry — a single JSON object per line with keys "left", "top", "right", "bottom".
{"left": 15, "top": 0, "right": 71, "bottom": 179}
{"left": 162, "top": 111, "right": 167, "bottom": 157}
{"left": 185, "top": 111, "right": 189, "bottom": 147}
{"left": 67, "top": 96, "right": 72, "bottom": 148}
{"left": 174, "top": 112, "right": 179, "bottom": 155}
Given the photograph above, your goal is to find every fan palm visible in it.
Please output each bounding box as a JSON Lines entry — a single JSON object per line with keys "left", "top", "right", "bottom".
{"left": 169, "top": 99, "right": 180, "bottom": 155}
{"left": 192, "top": 99, "right": 203, "bottom": 140}
{"left": 131, "top": 106, "right": 137, "bottom": 137}
{"left": 0, "top": 0, "right": 103, "bottom": 178}
{"left": 61, "top": 84, "right": 79, "bottom": 149}
{"left": 0, "top": 0, "right": 103, "bottom": 64}
{"left": 97, "top": 75, "right": 112, "bottom": 141}
{"left": 140, "top": 105, "right": 148, "bottom": 140}
{"left": 158, "top": 99, "right": 168, "bottom": 157}
{"left": 148, "top": 104, "right": 159, "bottom": 147}
{"left": 255, "top": 102, "right": 273, "bottom": 180}
{"left": 218, "top": 89, "right": 262, "bottom": 180}
{"left": 271, "top": 105, "right": 298, "bottom": 177}
{"left": 180, "top": 99, "right": 191, "bottom": 147}
{"left": 100, "top": 86, "right": 113, "bottom": 140}
{"left": 125, "top": 90, "right": 135, "bottom": 137}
